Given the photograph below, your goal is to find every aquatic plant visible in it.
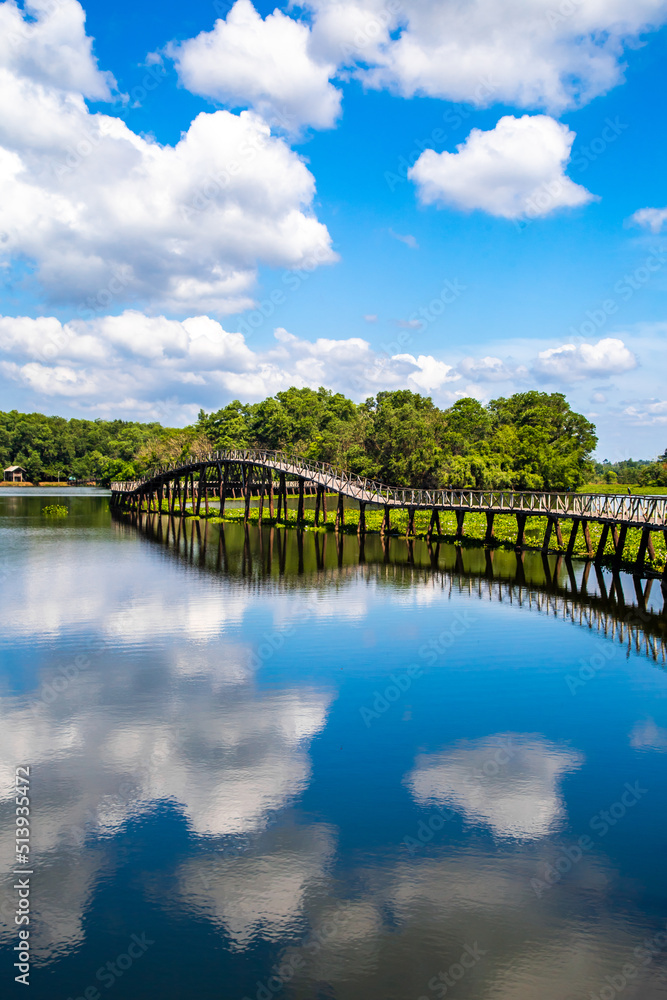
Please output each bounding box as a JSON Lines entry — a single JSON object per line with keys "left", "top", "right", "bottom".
{"left": 42, "top": 504, "right": 68, "bottom": 516}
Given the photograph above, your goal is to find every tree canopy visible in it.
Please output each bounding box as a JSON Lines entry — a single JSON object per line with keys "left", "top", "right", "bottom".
{"left": 197, "top": 387, "right": 598, "bottom": 490}
{"left": 0, "top": 389, "right": 600, "bottom": 489}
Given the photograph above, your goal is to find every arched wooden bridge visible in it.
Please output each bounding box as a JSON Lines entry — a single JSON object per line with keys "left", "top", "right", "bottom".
{"left": 110, "top": 448, "right": 667, "bottom": 580}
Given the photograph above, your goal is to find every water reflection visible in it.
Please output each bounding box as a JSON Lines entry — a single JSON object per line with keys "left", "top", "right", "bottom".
{"left": 116, "top": 510, "right": 667, "bottom": 663}
{"left": 406, "top": 734, "right": 584, "bottom": 841}
{"left": 1, "top": 498, "right": 667, "bottom": 999}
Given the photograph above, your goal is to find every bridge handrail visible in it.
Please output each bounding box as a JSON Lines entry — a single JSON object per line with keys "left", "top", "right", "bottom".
{"left": 110, "top": 448, "right": 667, "bottom": 525}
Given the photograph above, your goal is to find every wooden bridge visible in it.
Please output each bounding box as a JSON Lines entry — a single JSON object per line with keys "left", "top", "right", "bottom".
{"left": 110, "top": 448, "right": 667, "bottom": 581}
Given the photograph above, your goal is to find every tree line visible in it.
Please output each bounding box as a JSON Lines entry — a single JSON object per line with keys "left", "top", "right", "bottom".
{"left": 2, "top": 388, "right": 664, "bottom": 490}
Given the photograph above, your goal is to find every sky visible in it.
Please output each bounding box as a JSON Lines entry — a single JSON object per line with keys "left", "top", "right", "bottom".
{"left": 0, "top": 0, "right": 666, "bottom": 458}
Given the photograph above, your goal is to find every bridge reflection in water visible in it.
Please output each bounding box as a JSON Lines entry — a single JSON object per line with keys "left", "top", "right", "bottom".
{"left": 112, "top": 509, "right": 667, "bottom": 666}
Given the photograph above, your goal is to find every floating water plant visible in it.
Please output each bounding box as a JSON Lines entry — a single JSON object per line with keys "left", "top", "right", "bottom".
{"left": 42, "top": 504, "right": 68, "bottom": 516}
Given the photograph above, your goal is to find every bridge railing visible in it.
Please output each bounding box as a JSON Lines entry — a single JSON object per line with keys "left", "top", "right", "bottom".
{"left": 110, "top": 449, "right": 667, "bottom": 525}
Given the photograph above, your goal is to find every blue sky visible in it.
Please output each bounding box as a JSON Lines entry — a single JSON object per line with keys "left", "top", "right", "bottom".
{"left": 0, "top": 0, "right": 666, "bottom": 458}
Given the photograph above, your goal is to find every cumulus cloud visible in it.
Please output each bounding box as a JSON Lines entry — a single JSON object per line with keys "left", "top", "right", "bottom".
{"left": 533, "top": 337, "right": 637, "bottom": 380}
{"left": 630, "top": 206, "right": 667, "bottom": 233}
{"left": 409, "top": 115, "right": 594, "bottom": 219}
{"left": 306, "top": 0, "right": 667, "bottom": 112}
{"left": 167, "top": 0, "right": 341, "bottom": 133}
{"left": 458, "top": 356, "right": 526, "bottom": 382}
{"left": 0, "top": 316, "right": 648, "bottom": 421}
{"left": 622, "top": 399, "right": 667, "bottom": 425}
{"left": 0, "top": 0, "right": 335, "bottom": 313}
{"left": 0, "top": 0, "right": 115, "bottom": 100}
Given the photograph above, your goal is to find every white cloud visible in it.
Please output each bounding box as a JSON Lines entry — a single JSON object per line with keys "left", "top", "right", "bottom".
{"left": 0, "top": 317, "right": 650, "bottom": 422}
{"left": 0, "top": 0, "right": 115, "bottom": 100}
{"left": 389, "top": 228, "right": 418, "bottom": 249}
{"left": 458, "top": 356, "right": 526, "bottom": 382}
{"left": 391, "top": 353, "right": 459, "bottom": 392}
{"left": 307, "top": 0, "right": 667, "bottom": 112}
{"left": 630, "top": 206, "right": 667, "bottom": 233}
{"left": 534, "top": 337, "right": 637, "bottom": 380}
{"left": 0, "top": 1, "right": 335, "bottom": 313}
{"left": 409, "top": 115, "right": 594, "bottom": 220}
{"left": 622, "top": 399, "right": 667, "bottom": 425}
{"left": 167, "top": 0, "right": 341, "bottom": 133}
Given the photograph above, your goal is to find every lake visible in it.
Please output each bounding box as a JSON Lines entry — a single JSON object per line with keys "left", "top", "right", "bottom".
{"left": 1, "top": 492, "right": 667, "bottom": 1000}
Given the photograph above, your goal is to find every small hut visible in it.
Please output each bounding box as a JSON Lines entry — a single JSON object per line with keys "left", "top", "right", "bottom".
{"left": 4, "top": 465, "right": 27, "bottom": 482}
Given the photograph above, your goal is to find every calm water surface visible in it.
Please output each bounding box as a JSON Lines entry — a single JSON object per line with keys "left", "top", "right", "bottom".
{"left": 1, "top": 493, "right": 667, "bottom": 1000}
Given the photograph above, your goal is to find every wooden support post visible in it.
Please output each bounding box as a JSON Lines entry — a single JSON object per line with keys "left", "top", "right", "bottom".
{"left": 542, "top": 517, "right": 554, "bottom": 554}
{"left": 581, "top": 518, "right": 594, "bottom": 557}
{"left": 335, "top": 493, "right": 345, "bottom": 531}
{"left": 407, "top": 506, "right": 416, "bottom": 537}
{"left": 455, "top": 510, "right": 466, "bottom": 538}
{"left": 321, "top": 489, "right": 327, "bottom": 525}
{"left": 258, "top": 485, "right": 264, "bottom": 524}
{"left": 195, "top": 470, "right": 204, "bottom": 516}
{"left": 218, "top": 463, "right": 226, "bottom": 516}
{"left": 157, "top": 481, "right": 164, "bottom": 512}
{"left": 566, "top": 518, "right": 579, "bottom": 556}
{"left": 358, "top": 501, "right": 367, "bottom": 535}
{"left": 485, "top": 511, "right": 495, "bottom": 544}
{"left": 203, "top": 469, "right": 209, "bottom": 516}
{"left": 612, "top": 523, "right": 627, "bottom": 571}
{"left": 635, "top": 527, "right": 652, "bottom": 573}
{"left": 595, "top": 523, "right": 610, "bottom": 562}
{"left": 427, "top": 508, "right": 441, "bottom": 540}
{"left": 278, "top": 473, "right": 286, "bottom": 521}
{"left": 515, "top": 513, "right": 526, "bottom": 548}
{"left": 269, "top": 477, "right": 274, "bottom": 519}
{"left": 314, "top": 485, "right": 322, "bottom": 526}
{"left": 554, "top": 518, "right": 564, "bottom": 548}
{"left": 244, "top": 466, "right": 252, "bottom": 522}
{"left": 297, "top": 478, "right": 305, "bottom": 525}
{"left": 380, "top": 504, "right": 391, "bottom": 535}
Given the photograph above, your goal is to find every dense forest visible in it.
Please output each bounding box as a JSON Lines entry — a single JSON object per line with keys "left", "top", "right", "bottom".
{"left": 1, "top": 388, "right": 665, "bottom": 489}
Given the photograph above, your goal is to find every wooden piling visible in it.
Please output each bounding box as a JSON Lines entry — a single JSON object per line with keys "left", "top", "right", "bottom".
{"left": 595, "top": 523, "right": 610, "bottom": 562}
{"left": 515, "top": 513, "right": 527, "bottom": 548}
{"left": 582, "top": 518, "right": 594, "bottom": 557}
{"left": 407, "top": 506, "right": 416, "bottom": 536}
{"left": 612, "top": 523, "right": 628, "bottom": 571}
{"left": 335, "top": 493, "right": 345, "bottom": 531}
{"left": 381, "top": 504, "right": 391, "bottom": 535}
{"left": 635, "top": 527, "right": 653, "bottom": 573}
{"left": 456, "top": 510, "right": 466, "bottom": 539}
{"left": 358, "top": 501, "right": 367, "bottom": 535}
{"left": 314, "top": 485, "right": 323, "bottom": 526}
{"left": 566, "top": 518, "right": 579, "bottom": 557}
{"left": 297, "top": 478, "right": 305, "bottom": 525}
{"left": 244, "top": 466, "right": 252, "bottom": 522}
{"left": 485, "top": 511, "right": 495, "bottom": 544}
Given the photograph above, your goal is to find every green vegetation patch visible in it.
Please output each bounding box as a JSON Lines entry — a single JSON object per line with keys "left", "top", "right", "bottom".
{"left": 42, "top": 504, "right": 68, "bottom": 516}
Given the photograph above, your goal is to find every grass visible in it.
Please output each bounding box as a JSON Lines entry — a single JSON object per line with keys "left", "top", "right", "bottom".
{"left": 131, "top": 496, "right": 667, "bottom": 574}
{"left": 578, "top": 484, "right": 667, "bottom": 495}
